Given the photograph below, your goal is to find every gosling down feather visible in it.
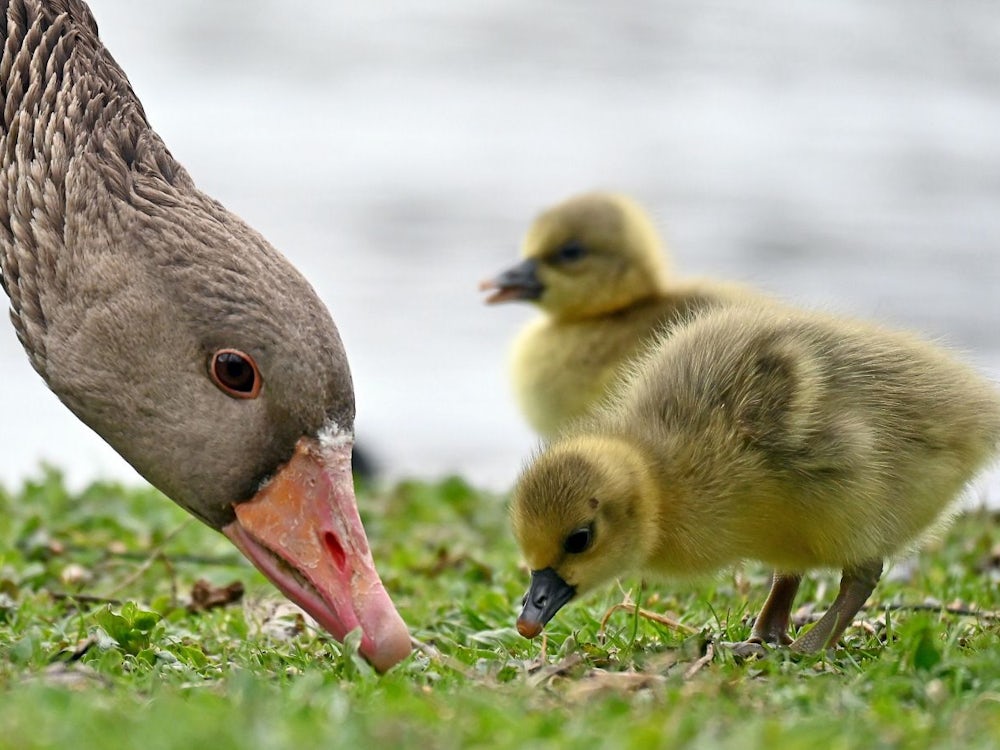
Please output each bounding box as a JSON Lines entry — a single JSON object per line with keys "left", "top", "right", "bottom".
{"left": 0, "top": 0, "right": 410, "bottom": 669}
{"left": 510, "top": 304, "right": 1000, "bottom": 653}
{"left": 480, "top": 192, "right": 754, "bottom": 437}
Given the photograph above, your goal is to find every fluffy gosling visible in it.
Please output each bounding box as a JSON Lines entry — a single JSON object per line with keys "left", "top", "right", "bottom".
{"left": 510, "top": 304, "right": 1000, "bottom": 654}
{"left": 480, "top": 192, "right": 753, "bottom": 437}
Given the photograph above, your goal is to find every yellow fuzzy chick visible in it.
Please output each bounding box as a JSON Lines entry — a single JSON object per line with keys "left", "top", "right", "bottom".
{"left": 480, "top": 192, "right": 752, "bottom": 437}
{"left": 510, "top": 303, "right": 1000, "bottom": 654}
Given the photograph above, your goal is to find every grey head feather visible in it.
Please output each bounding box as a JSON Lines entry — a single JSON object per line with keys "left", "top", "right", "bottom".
{"left": 0, "top": 0, "right": 355, "bottom": 527}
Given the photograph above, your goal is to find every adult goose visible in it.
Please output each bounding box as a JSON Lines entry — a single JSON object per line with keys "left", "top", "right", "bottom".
{"left": 0, "top": 0, "right": 410, "bottom": 670}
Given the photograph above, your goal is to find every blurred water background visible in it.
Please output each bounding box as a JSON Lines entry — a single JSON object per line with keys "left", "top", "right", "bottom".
{"left": 1, "top": 1, "right": 998, "bottom": 502}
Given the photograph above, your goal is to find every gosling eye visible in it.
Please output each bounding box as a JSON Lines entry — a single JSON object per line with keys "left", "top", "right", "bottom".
{"left": 210, "top": 349, "right": 262, "bottom": 399}
{"left": 550, "top": 240, "right": 587, "bottom": 265}
{"left": 563, "top": 524, "right": 594, "bottom": 554}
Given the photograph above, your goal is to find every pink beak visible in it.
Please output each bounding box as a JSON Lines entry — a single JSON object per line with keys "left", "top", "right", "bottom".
{"left": 222, "top": 436, "right": 411, "bottom": 672}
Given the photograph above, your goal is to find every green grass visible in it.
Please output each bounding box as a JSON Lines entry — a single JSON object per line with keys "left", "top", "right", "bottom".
{"left": 2, "top": 468, "right": 1000, "bottom": 749}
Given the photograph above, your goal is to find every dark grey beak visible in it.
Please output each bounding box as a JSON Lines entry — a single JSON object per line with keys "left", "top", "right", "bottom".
{"left": 479, "top": 258, "right": 543, "bottom": 304}
{"left": 516, "top": 567, "right": 576, "bottom": 638}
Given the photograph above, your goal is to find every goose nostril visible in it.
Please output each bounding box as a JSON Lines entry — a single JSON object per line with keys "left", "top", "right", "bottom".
{"left": 323, "top": 531, "right": 347, "bottom": 573}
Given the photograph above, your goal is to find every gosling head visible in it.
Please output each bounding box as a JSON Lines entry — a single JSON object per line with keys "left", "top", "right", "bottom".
{"left": 480, "top": 193, "right": 669, "bottom": 320}
{"left": 510, "top": 436, "right": 659, "bottom": 638}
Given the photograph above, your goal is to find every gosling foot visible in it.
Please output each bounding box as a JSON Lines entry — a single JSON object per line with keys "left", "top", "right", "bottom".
{"left": 726, "top": 639, "right": 771, "bottom": 661}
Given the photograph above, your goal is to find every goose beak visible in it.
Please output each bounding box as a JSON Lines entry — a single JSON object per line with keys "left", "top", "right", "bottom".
{"left": 222, "top": 436, "right": 411, "bottom": 672}
{"left": 516, "top": 567, "right": 576, "bottom": 638}
{"left": 478, "top": 258, "right": 543, "bottom": 304}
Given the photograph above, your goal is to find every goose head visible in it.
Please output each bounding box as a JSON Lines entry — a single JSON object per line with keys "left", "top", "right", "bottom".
{"left": 0, "top": 0, "right": 409, "bottom": 670}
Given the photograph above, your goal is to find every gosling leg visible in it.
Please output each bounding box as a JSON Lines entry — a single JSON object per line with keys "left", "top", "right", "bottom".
{"left": 728, "top": 572, "right": 801, "bottom": 658}
{"left": 790, "top": 559, "right": 883, "bottom": 654}
{"left": 750, "top": 572, "right": 802, "bottom": 645}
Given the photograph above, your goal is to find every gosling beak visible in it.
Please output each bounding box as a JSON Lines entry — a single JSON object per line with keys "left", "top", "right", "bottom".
{"left": 479, "top": 258, "right": 543, "bottom": 304}
{"left": 516, "top": 567, "right": 576, "bottom": 638}
{"left": 222, "top": 435, "right": 411, "bottom": 672}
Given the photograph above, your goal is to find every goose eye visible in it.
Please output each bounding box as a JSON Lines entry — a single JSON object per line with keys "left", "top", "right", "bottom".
{"left": 551, "top": 240, "right": 586, "bottom": 264}
{"left": 210, "top": 349, "right": 261, "bottom": 399}
{"left": 563, "top": 524, "right": 593, "bottom": 554}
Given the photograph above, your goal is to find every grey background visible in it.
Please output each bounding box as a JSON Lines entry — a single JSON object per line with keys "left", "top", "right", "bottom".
{"left": 1, "top": 1, "right": 997, "bottom": 502}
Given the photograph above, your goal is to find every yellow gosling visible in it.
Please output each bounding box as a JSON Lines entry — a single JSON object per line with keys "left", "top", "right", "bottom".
{"left": 481, "top": 192, "right": 755, "bottom": 437}
{"left": 510, "top": 304, "right": 1000, "bottom": 654}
